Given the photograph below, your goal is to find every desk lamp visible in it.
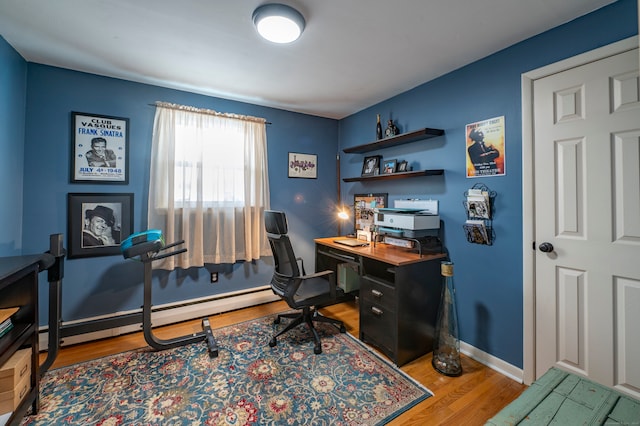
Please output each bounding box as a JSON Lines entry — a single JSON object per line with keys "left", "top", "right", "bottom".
{"left": 337, "top": 205, "right": 356, "bottom": 237}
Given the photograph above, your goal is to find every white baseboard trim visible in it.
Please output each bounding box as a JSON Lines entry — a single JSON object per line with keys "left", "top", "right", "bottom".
{"left": 39, "top": 287, "right": 280, "bottom": 349}
{"left": 460, "top": 341, "right": 524, "bottom": 383}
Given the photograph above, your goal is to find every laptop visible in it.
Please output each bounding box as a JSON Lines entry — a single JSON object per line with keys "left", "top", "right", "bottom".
{"left": 333, "top": 238, "right": 369, "bottom": 247}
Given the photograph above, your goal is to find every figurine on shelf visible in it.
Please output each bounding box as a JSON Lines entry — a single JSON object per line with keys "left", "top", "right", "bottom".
{"left": 385, "top": 119, "right": 399, "bottom": 138}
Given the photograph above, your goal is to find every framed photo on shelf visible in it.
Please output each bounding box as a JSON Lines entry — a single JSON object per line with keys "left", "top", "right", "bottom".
{"left": 67, "top": 193, "right": 133, "bottom": 259}
{"left": 71, "top": 111, "right": 129, "bottom": 184}
{"left": 288, "top": 152, "right": 317, "bottom": 179}
{"left": 361, "top": 155, "right": 382, "bottom": 176}
{"left": 382, "top": 159, "right": 397, "bottom": 174}
{"left": 397, "top": 160, "right": 408, "bottom": 172}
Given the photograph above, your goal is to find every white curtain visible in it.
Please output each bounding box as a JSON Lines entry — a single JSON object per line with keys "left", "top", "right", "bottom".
{"left": 148, "top": 102, "right": 271, "bottom": 269}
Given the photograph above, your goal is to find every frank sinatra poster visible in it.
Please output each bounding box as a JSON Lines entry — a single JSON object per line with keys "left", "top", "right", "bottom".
{"left": 71, "top": 112, "right": 129, "bottom": 184}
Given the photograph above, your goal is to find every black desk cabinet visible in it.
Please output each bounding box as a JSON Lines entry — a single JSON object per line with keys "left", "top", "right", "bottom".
{"left": 0, "top": 255, "right": 46, "bottom": 425}
{"left": 315, "top": 238, "right": 445, "bottom": 366}
{"left": 359, "top": 255, "right": 442, "bottom": 366}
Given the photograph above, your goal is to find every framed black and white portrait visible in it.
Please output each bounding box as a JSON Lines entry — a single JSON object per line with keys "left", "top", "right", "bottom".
{"left": 361, "top": 155, "right": 382, "bottom": 177}
{"left": 67, "top": 193, "right": 133, "bottom": 259}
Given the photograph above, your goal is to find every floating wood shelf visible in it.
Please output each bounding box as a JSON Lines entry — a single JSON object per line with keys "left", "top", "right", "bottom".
{"left": 342, "top": 128, "right": 444, "bottom": 154}
{"left": 342, "top": 169, "right": 444, "bottom": 182}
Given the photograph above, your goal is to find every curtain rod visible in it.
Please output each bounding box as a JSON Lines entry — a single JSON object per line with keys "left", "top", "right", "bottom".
{"left": 149, "top": 101, "right": 271, "bottom": 125}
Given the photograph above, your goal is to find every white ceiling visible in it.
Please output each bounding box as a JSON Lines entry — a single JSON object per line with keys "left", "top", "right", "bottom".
{"left": 0, "top": 0, "right": 616, "bottom": 119}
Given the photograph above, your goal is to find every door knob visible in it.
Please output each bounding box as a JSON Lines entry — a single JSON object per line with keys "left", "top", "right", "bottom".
{"left": 538, "top": 242, "right": 554, "bottom": 253}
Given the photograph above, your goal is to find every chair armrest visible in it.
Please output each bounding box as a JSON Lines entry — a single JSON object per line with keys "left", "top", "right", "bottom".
{"left": 300, "top": 270, "right": 333, "bottom": 280}
{"left": 296, "top": 257, "right": 306, "bottom": 275}
{"left": 301, "top": 269, "right": 336, "bottom": 298}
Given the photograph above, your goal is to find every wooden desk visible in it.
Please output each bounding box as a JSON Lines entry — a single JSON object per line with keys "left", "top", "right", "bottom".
{"left": 315, "top": 237, "right": 446, "bottom": 366}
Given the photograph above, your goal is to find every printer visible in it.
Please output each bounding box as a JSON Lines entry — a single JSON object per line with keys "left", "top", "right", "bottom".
{"left": 374, "top": 199, "right": 440, "bottom": 241}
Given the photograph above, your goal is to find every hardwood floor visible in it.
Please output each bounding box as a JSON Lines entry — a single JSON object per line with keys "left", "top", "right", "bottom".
{"left": 39, "top": 300, "right": 527, "bottom": 425}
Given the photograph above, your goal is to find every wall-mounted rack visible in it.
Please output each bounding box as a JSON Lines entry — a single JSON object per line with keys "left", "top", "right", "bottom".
{"left": 462, "top": 183, "right": 496, "bottom": 245}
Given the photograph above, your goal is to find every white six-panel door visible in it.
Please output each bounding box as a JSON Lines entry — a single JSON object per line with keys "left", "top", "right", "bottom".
{"left": 533, "top": 48, "right": 640, "bottom": 398}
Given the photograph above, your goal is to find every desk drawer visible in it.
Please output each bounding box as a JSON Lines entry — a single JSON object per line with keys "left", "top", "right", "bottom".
{"left": 360, "top": 299, "right": 396, "bottom": 358}
{"left": 361, "top": 276, "right": 396, "bottom": 311}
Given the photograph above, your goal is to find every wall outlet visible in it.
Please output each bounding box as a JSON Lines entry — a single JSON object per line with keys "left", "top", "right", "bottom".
{"left": 210, "top": 272, "right": 218, "bottom": 283}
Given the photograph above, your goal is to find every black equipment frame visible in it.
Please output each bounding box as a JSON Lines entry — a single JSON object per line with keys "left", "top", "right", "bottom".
{"left": 122, "top": 238, "right": 219, "bottom": 357}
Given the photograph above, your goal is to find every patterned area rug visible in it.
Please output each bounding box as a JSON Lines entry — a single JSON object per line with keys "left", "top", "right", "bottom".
{"left": 22, "top": 314, "right": 432, "bottom": 425}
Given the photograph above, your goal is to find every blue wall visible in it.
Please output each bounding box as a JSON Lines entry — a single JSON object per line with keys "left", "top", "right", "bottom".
{"left": 0, "top": 36, "right": 27, "bottom": 256}
{"left": 339, "top": 0, "right": 637, "bottom": 368}
{"left": 1, "top": 0, "right": 637, "bottom": 369}
{"left": 19, "top": 65, "right": 338, "bottom": 324}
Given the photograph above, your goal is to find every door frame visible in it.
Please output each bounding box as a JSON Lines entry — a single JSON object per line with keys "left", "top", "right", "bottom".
{"left": 520, "top": 35, "right": 638, "bottom": 385}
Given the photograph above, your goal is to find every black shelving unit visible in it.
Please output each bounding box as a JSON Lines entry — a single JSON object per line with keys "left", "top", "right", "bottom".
{"left": 0, "top": 255, "right": 46, "bottom": 425}
{"left": 343, "top": 169, "right": 443, "bottom": 183}
{"left": 343, "top": 128, "right": 444, "bottom": 154}
{"left": 342, "top": 127, "right": 445, "bottom": 182}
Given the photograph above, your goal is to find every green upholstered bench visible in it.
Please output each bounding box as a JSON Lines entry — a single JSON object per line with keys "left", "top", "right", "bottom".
{"left": 486, "top": 367, "right": 640, "bottom": 425}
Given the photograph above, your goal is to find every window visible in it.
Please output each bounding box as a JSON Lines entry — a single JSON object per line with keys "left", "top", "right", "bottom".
{"left": 173, "top": 123, "right": 245, "bottom": 205}
{"left": 148, "top": 102, "right": 271, "bottom": 269}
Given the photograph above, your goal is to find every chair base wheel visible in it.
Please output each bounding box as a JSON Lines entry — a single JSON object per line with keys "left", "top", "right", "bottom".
{"left": 268, "top": 309, "right": 345, "bottom": 355}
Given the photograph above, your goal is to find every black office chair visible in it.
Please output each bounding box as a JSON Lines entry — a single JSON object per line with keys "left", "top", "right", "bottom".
{"left": 264, "top": 210, "right": 346, "bottom": 354}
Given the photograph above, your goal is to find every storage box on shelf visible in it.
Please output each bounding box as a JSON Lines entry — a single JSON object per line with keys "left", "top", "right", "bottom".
{"left": 0, "top": 349, "right": 30, "bottom": 394}
{"left": 0, "top": 348, "right": 31, "bottom": 417}
{"left": 0, "top": 347, "right": 34, "bottom": 422}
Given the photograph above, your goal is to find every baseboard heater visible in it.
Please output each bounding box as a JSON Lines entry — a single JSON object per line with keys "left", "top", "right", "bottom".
{"left": 38, "top": 286, "right": 279, "bottom": 350}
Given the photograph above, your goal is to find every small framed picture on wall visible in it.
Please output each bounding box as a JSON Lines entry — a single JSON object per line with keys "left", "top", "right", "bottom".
{"left": 288, "top": 152, "right": 317, "bottom": 178}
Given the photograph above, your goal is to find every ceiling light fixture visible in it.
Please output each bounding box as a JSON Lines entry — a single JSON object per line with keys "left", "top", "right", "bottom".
{"left": 252, "top": 3, "right": 305, "bottom": 44}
